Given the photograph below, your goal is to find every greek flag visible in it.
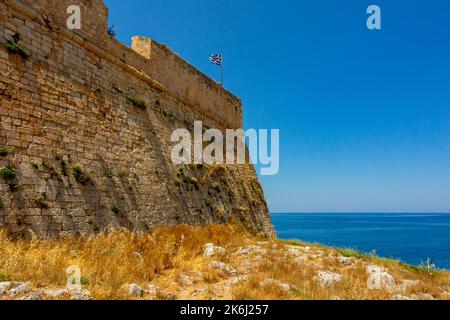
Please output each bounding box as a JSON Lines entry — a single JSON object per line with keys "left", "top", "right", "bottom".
{"left": 209, "top": 54, "right": 222, "bottom": 66}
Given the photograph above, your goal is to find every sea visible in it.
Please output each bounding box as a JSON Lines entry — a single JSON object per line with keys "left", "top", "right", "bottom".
{"left": 272, "top": 213, "right": 450, "bottom": 270}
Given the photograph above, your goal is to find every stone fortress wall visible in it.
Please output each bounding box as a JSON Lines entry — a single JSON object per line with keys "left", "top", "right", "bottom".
{"left": 0, "top": 0, "right": 275, "bottom": 238}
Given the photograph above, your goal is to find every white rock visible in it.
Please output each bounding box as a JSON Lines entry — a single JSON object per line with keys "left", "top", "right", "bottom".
{"left": 10, "top": 283, "right": 30, "bottom": 296}
{"left": 338, "top": 256, "right": 353, "bottom": 266}
{"left": 397, "top": 279, "right": 421, "bottom": 293}
{"left": 146, "top": 285, "right": 160, "bottom": 296}
{"left": 286, "top": 247, "right": 302, "bottom": 257}
{"left": 366, "top": 265, "right": 395, "bottom": 291}
{"left": 235, "top": 247, "right": 252, "bottom": 255}
{"left": 316, "top": 271, "right": 343, "bottom": 287}
{"left": 19, "top": 291, "right": 43, "bottom": 300}
{"left": 71, "top": 289, "right": 92, "bottom": 300}
{"left": 128, "top": 284, "right": 144, "bottom": 297}
{"left": 0, "top": 282, "right": 17, "bottom": 291}
{"left": 366, "top": 264, "right": 384, "bottom": 274}
{"left": 227, "top": 275, "right": 250, "bottom": 286}
{"left": 204, "top": 243, "right": 226, "bottom": 258}
{"left": 45, "top": 289, "right": 69, "bottom": 298}
{"left": 208, "top": 261, "right": 238, "bottom": 276}
{"left": 179, "top": 274, "right": 194, "bottom": 286}
{"left": 259, "top": 279, "right": 291, "bottom": 292}
{"left": 411, "top": 293, "right": 436, "bottom": 300}
{"left": 235, "top": 245, "right": 266, "bottom": 256}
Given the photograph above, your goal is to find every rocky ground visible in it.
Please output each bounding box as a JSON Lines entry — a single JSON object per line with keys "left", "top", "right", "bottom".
{"left": 1, "top": 239, "right": 449, "bottom": 300}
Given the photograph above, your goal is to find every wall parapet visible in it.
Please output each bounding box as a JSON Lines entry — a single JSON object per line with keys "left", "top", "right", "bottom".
{"left": 7, "top": 0, "right": 242, "bottom": 129}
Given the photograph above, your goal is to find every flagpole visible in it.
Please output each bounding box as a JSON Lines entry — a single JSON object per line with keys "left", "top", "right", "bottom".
{"left": 220, "top": 63, "right": 223, "bottom": 86}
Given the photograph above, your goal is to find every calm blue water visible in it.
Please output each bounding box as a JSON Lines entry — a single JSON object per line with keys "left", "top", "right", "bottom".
{"left": 272, "top": 213, "right": 450, "bottom": 270}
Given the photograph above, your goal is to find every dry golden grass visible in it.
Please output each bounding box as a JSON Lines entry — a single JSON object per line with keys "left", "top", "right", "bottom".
{"left": 0, "top": 224, "right": 449, "bottom": 300}
{"left": 0, "top": 224, "right": 252, "bottom": 299}
{"left": 232, "top": 242, "right": 450, "bottom": 300}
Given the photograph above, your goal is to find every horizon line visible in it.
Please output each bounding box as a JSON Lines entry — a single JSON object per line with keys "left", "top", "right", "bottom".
{"left": 271, "top": 212, "right": 450, "bottom": 214}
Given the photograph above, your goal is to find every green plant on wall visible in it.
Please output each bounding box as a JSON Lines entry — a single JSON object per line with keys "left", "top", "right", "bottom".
{"left": 72, "top": 164, "right": 92, "bottom": 185}
{"left": 0, "top": 166, "right": 18, "bottom": 192}
{"left": 4, "top": 41, "right": 30, "bottom": 58}
{"left": 0, "top": 145, "right": 10, "bottom": 157}
{"left": 116, "top": 168, "right": 128, "bottom": 178}
{"left": 0, "top": 166, "right": 16, "bottom": 180}
{"left": 111, "top": 204, "right": 121, "bottom": 215}
{"left": 126, "top": 95, "right": 147, "bottom": 110}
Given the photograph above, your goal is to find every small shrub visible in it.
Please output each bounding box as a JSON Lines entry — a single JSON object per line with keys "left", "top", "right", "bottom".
{"left": 0, "top": 166, "right": 16, "bottom": 180}
{"left": 116, "top": 168, "right": 128, "bottom": 178}
{"left": 4, "top": 41, "right": 30, "bottom": 58}
{"left": 0, "top": 272, "right": 10, "bottom": 282}
{"left": 126, "top": 96, "right": 147, "bottom": 110}
{"left": 111, "top": 205, "right": 121, "bottom": 215}
{"left": 72, "top": 164, "right": 92, "bottom": 185}
{"left": 0, "top": 145, "right": 10, "bottom": 157}
{"left": 80, "top": 277, "right": 90, "bottom": 286}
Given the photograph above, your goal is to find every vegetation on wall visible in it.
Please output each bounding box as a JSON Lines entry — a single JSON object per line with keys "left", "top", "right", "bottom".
{"left": 0, "top": 145, "right": 10, "bottom": 157}
{"left": 0, "top": 166, "right": 16, "bottom": 181}
{"left": 4, "top": 41, "right": 30, "bottom": 58}
{"left": 111, "top": 205, "right": 121, "bottom": 215}
{"left": 72, "top": 164, "right": 92, "bottom": 185}
{"left": 126, "top": 95, "right": 147, "bottom": 110}
{"left": 0, "top": 166, "right": 18, "bottom": 192}
{"left": 176, "top": 167, "right": 199, "bottom": 189}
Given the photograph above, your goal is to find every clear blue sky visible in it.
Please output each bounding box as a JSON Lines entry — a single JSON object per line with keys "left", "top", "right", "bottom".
{"left": 105, "top": 0, "right": 450, "bottom": 213}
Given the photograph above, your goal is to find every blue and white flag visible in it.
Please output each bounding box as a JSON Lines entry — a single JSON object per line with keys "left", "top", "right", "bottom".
{"left": 209, "top": 54, "right": 223, "bottom": 66}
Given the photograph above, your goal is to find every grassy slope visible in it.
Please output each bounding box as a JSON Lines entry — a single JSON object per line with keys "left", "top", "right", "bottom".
{"left": 0, "top": 224, "right": 449, "bottom": 300}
